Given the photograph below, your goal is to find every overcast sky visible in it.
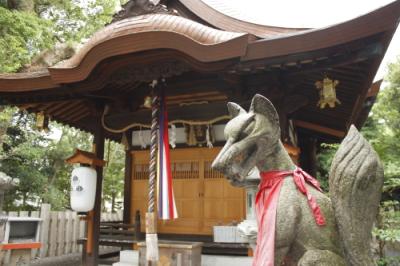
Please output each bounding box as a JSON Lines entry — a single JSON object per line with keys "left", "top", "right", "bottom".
{"left": 204, "top": 0, "right": 400, "bottom": 81}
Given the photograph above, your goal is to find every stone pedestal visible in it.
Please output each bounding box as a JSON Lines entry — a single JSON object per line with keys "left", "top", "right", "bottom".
{"left": 237, "top": 168, "right": 260, "bottom": 251}
{"left": 138, "top": 241, "right": 202, "bottom": 266}
{"left": 8, "top": 249, "right": 31, "bottom": 266}
{"left": 0, "top": 173, "right": 20, "bottom": 266}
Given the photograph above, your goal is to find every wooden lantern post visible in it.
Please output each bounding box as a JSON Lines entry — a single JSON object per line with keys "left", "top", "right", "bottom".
{"left": 123, "top": 129, "right": 134, "bottom": 225}
{"left": 66, "top": 123, "right": 106, "bottom": 266}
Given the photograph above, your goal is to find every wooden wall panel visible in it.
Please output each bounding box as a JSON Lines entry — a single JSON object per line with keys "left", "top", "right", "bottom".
{"left": 130, "top": 147, "right": 246, "bottom": 235}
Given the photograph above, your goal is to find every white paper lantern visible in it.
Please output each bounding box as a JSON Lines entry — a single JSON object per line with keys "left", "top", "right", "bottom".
{"left": 70, "top": 166, "right": 97, "bottom": 212}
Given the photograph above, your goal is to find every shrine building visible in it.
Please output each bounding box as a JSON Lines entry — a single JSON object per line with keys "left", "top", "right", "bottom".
{"left": 0, "top": 1, "right": 399, "bottom": 265}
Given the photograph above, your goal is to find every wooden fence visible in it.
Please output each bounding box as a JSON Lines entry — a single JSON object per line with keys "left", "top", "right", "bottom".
{"left": 5, "top": 204, "right": 123, "bottom": 259}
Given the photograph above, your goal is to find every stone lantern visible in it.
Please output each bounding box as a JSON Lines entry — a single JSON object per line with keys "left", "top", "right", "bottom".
{"left": 237, "top": 167, "right": 260, "bottom": 251}
{"left": 0, "top": 172, "right": 19, "bottom": 215}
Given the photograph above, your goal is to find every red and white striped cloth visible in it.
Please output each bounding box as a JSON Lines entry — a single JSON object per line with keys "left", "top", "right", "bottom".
{"left": 157, "top": 89, "right": 178, "bottom": 220}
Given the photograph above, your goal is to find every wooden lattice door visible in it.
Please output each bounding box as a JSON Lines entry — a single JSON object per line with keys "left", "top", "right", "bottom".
{"left": 130, "top": 147, "right": 245, "bottom": 235}
{"left": 202, "top": 160, "right": 246, "bottom": 234}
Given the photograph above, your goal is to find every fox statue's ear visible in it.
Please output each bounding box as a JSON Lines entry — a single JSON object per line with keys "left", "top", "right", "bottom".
{"left": 249, "top": 94, "right": 279, "bottom": 124}
{"left": 227, "top": 102, "right": 246, "bottom": 117}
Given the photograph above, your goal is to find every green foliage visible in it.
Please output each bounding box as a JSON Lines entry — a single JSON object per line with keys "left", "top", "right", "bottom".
{"left": 316, "top": 143, "right": 338, "bottom": 192}
{"left": 365, "top": 59, "right": 400, "bottom": 260}
{"left": 1, "top": 109, "right": 49, "bottom": 209}
{"left": 373, "top": 199, "right": 400, "bottom": 261}
{"left": 377, "top": 256, "right": 400, "bottom": 266}
{"left": 35, "top": 0, "right": 118, "bottom": 43}
{"left": 373, "top": 201, "right": 400, "bottom": 242}
{"left": 103, "top": 140, "right": 125, "bottom": 212}
{"left": 0, "top": 6, "right": 55, "bottom": 72}
{"left": 0, "top": 109, "right": 93, "bottom": 210}
{"left": 0, "top": 0, "right": 123, "bottom": 211}
{"left": 0, "top": 0, "right": 118, "bottom": 72}
{"left": 0, "top": 105, "right": 127, "bottom": 212}
{"left": 40, "top": 124, "right": 93, "bottom": 210}
{"left": 364, "top": 57, "right": 400, "bottom": 181}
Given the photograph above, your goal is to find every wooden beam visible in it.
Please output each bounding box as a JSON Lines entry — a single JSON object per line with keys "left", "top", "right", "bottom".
{"left": 298, "top": 137, "right": 317, "bottom": 177}
{"left": 366, "top": 79, "right": 382, "bottom": 98}
{"left": 293, "top": 120, "right": 345, "bottom": 138}
{"left": 243, "top": 37, "right": 383, "bottom": 75}
{"left": 84, "top": 109, "right": 105, "bottom": 266}
{"left": 67, "top": 111, "right": 91, "bottom": 123}
{"left": 104, "top": 101, "right": 230, "bottom": 129}
{"left": 41, "top": 101, "right": 78, "bottom": 117}
{"left": 123, "top": 129, "right": 133, "bottom": 224}
{"left": 18, "top": 103, "right": 38, "bottom": 110}
{"left": 57, "top": 102, "right": 89, "bottom": 119}
{"left": 347, "top": 32, "right": 394, "bottom": 128}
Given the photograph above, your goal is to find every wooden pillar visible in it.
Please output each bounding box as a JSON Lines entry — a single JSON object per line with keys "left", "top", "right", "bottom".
{"left": 84, "top": 115, "right": 105, "bottom": 266}
{"left": 123, "top": 129, "right": 133, "bottom": 224}
{"left": 298, "top": 136, "right": 317, "bottom": 177}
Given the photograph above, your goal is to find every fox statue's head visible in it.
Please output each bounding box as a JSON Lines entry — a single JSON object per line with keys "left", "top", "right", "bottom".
{"left": 212, "top": 94, "right": 281, "bottom": 185}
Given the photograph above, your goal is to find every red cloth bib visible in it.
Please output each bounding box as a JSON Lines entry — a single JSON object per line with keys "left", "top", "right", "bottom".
{"left": 252, "top": 167, "right": 325, "bottom": 266}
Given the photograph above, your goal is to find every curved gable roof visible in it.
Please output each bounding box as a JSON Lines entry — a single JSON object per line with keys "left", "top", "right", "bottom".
{"left": 49, "top": 14, "right": 249, "bottom": 83}
{"left": 0, "top": 14, "right": 250, "bottom": 91}
{"left": 0, "top": 1, "right": 399, "bottom": 93}
{"left": 177, "top": 0, "right": 309, "bottom": 38}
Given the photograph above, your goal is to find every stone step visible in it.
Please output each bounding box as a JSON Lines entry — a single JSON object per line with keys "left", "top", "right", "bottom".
{"left": 112, "top": 262, "right": 136, "bottom": 266}
{"left": 119, "top": 250, "right": 138, "bottom": 263}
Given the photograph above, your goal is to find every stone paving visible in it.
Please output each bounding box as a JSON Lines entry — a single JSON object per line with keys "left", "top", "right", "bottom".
{"left": 202, "top": 254, "right": 252, "bottom": 266}
{"left": 102, "top": 251, "right": 253, "bottom": 266}
{"left": 30, "top": 251, "right": 253, "bottom": 266}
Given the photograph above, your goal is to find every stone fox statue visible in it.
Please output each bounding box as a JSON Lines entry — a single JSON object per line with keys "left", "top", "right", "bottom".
{"left": 212, "top": 94, "right": 384, "bottom": 266}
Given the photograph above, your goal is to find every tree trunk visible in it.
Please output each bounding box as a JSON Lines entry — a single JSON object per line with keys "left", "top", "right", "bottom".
{"left": 22, "top": 192, "right": 26, "bottom": 208}
{"left": 7, "top": 0, "right": 35, "bottom": 12}
{"left": 111, "top": 193, "right": 116, "bottom": 213}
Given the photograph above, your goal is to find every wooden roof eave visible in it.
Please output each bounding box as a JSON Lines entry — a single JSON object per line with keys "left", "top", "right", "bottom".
{"left": 48, "top": 14, "right": 250, "bottom": 84}
{"left": 177, "top": 0, "right": 309, "bottom": 38}
{"left": 353, "top": 79, "right": 383, "bottom": 129}
{"left": 1, "top": 1, "right": 398, "bottom": 94}
{"left": 242, "top": 0, "right": 400, "bottom": 61}
{"left": 0, "top": 14, "right": 250, "bottom": 93}
{"left": 0, "top": 71, "right": 59, "bottom": 92}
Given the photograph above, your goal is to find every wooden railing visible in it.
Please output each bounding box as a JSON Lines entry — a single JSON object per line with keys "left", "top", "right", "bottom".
{"left": 3, "top": 204, "right": 124, "bottom": 259}
{"left": 99, "top": 210, "right": 142, "bottom": 243}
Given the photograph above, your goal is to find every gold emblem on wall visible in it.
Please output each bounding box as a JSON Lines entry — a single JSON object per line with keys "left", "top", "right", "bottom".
{"left": 315, "top": 76, "right": 340, "bottom": 109}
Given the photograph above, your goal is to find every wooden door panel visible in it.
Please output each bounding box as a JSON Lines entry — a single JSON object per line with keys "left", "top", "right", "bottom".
{"left": 130, "top": 148, "right": 246, "bottom": 235}
{"left": 180, "top": 200, "right": 201, "bottom": 218}
{"left": 223, "top": 180, "right": 244, "bottom": 197}
{"left": 132, "top": 180, "right": 148, "bottom": 198}
{"left": 203, "top": 199, "right": 224, "bottom": 219}
{"left": 204, "top": 179, "right": 223, "bottom": 198}
{"left": 223, "top": 199, "right": 244, "bottom": 220}
{"left": 172, "top": 180, "right": 184, "bottom": 197}
{"left": 203, "top": 179, "right": 245, "bottom": 229}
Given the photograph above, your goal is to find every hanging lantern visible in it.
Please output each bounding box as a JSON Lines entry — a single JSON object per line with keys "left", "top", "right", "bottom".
{"left": 66, "top": 149, "right": 106, "bottom": 212}
{"left": 36, "top": 111, "right": 49, "bottom": 132}
{"left": 315, "top": 76, "right": 340, "bottom": 109}
{"left": 143, "top": 96, "right": 153, "bottom": 109}
{"left": 70, "top": 167, "right": 97, "bottom": 212}
{"left": 121, "top": 132, "right": 129, "bottom": 150}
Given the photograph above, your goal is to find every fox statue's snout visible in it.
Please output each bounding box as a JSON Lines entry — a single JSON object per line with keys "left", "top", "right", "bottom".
{"left": 211, "top": 138, "right": 249, "bottom": 185}
{"left": 212, "top": 95, "right": 281, "bottom": 185}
